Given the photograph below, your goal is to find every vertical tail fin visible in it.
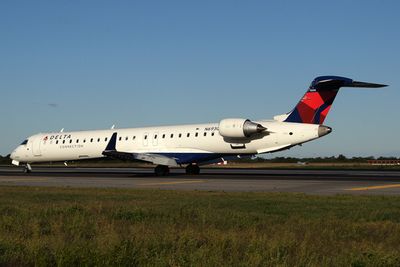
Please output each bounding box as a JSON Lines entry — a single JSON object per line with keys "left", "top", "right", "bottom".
{"left": 283, "top": 76, "right": 387, "bottom": 124}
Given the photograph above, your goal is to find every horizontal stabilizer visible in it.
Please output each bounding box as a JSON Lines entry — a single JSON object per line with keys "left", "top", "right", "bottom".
{"left": 311, "top": 76, "right": 387, "bottom": 91}
{"left": 348, "top": 81, "right": 387, "bottom": 88}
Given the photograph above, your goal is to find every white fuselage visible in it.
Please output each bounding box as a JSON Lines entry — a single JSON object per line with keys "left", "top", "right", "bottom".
{"left": 9, "top": 74, "right": 384, "bottom": 173}
{"left": 10, "top": 120, "right": 323, "bottom": 165}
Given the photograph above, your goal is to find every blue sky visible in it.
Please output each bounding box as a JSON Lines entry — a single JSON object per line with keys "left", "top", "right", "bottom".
{"left": 0, "top": 1, "right": 399, "bottom": 157}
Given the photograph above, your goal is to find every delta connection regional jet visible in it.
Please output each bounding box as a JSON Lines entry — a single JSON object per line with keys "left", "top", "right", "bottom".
{"left": 10, "top": 76, "right": 386, "bottom": 175}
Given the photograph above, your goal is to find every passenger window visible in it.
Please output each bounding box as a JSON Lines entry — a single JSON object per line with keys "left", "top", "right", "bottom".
{"left": 119, "top": 137, "right": 122, "bottom": 141}
{"left": 211, "top": 132, "right": 215, "bottom": 136}
{"left": 97, "top": 138, "right": 100, "bottom": 142}
{"left": 154, "top": 135, "right": 158, "bottom": 139}
{"left": 90, "top": 138, "right": 93, "bottom": 142}
{"left": 76, "top": 139, "right": 79, "bottom": 143}
{"left": 105, "top": 137, "right": 108, "bottom": 142}
{"left": 204, "top": 132, "right": 207, "bottom": 137}
{"left": 63, "top": 140, "right": 65, "bottom": 144}
{"left": 125, "top": 137, "right": 128, "bottom": 141}
{"left": 187, "top": 133, "right": 190, "bottom": 137}
{"left": 83, "top": 139, "right": 86, "bottom": 143}
{"left": 170, "top": 134, "right": 174, "bottom": 138}
{"left": 162, "top": 134, "right": 165, "bottom": 139}
{"left": 144, "top": 135, "right": 147, "bottom": 140}
{"left": 195, "top": 133, "right": 198, "bottom": 137}
{"left": 133, "top": 136, "right": 136, "bottom": 140}
{"left": 56, "top": 140, "right": 59, "bottom": 144}
{"left": 179, "top": 133, "right": 182, "bottom": 138}
{"left": 69, "top": 140, "right": 72, "bottom": 144}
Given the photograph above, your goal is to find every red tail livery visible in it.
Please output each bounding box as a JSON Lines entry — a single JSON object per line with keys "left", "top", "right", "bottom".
{"left": 284, "top": 76, "right": 386, "bottom": 124}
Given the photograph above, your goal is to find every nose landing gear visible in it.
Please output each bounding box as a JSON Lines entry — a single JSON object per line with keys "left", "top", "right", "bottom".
{"left": 24, "top": 163, "right": 32, "bottom": 173}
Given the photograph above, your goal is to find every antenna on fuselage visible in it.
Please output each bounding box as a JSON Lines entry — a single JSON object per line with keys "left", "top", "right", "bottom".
{"left": 60, "top": 128, "right": 64, "bottom": 132}
{"left": 111, "top": 125, "right": 115, "bottom": 129}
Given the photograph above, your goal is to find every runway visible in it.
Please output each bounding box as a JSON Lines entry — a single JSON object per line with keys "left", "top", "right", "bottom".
{"left": 1, "top": 166, "right": 400, "bottom": 195}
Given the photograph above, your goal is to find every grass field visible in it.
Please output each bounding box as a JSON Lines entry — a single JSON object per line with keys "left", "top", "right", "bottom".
{"left": 1, "top": 187, "right": 400, "bottom": 266}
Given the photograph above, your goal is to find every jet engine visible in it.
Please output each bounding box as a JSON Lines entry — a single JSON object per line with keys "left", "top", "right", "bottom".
{"left": 218, "top": 118, "right": 266, "bottom": 138}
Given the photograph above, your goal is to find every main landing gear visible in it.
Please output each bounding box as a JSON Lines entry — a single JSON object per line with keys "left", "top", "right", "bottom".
{"left": 154, "top": 164, "right": 201, "bottom": 176}
{"left": 154, "top": 165, "right": 170, "bottom": 176}
{"left": 185, "top": 164, "right": 200, "bottom": 175}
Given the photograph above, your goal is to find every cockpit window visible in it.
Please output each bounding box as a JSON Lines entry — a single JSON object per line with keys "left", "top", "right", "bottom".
{"left": 20, "top": 139, "right": 28, "bottom": 145}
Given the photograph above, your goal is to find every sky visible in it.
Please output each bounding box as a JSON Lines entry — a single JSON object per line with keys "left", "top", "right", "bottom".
{"left": 0, "top": 0, "right": 399, "bottom": 157}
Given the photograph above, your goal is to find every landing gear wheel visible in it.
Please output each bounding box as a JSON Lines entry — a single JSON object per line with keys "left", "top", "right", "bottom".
{"left": 185, "top": 164, "right": 200, "bottom": 175}
{"left": 154, "top": 165, "right": 170, "bottom": 176}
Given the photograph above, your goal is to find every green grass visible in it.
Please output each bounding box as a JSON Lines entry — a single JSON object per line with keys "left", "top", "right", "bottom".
{"left": 1, "top": 187, "right": 400, "bottom": 266}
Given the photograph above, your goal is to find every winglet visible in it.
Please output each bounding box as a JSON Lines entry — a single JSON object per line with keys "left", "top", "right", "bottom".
{"left": 105, "top": 132, "right": 117, "bottom": 151}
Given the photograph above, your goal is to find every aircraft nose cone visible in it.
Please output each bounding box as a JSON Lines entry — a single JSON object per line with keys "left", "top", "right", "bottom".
{"left": 318, "top": 125, "right": 332, "bottom": 137}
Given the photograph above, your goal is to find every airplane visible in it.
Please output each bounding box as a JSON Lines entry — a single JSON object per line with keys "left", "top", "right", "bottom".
{"left": 10, "top": 76, "right": 387, "bottom": 175}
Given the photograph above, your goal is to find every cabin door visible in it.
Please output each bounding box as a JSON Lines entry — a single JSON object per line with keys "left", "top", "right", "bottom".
{"left": 32, "top": 136, "right": 42, "bottom": 156}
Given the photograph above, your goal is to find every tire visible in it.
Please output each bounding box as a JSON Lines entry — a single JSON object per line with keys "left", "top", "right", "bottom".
{"left": 186, "top": 164, "right": 200, "bottom": 175}
{"left": 155, "top": 165, "right": 170, "bottom": 176}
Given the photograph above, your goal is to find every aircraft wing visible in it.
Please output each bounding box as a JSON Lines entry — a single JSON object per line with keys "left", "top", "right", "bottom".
{"left": 102, "top": 132, "right": 179, "bottom": 167}
{"left": 102, "top": 150, "right": 179, "bottom": 166}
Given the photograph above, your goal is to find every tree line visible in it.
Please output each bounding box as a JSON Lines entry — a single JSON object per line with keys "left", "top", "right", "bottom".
{"left": 233, "top": 155, "right": 400, "bottom": 163}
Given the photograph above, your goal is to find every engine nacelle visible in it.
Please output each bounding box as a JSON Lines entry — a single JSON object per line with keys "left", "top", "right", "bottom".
{"left": 218, "top": 118, "right": 266, "bottom": 138}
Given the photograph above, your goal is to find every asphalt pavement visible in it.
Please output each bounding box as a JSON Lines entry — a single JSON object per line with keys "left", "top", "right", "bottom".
{"left": 1, "top": 166, "right": 400, "bottom": 195}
